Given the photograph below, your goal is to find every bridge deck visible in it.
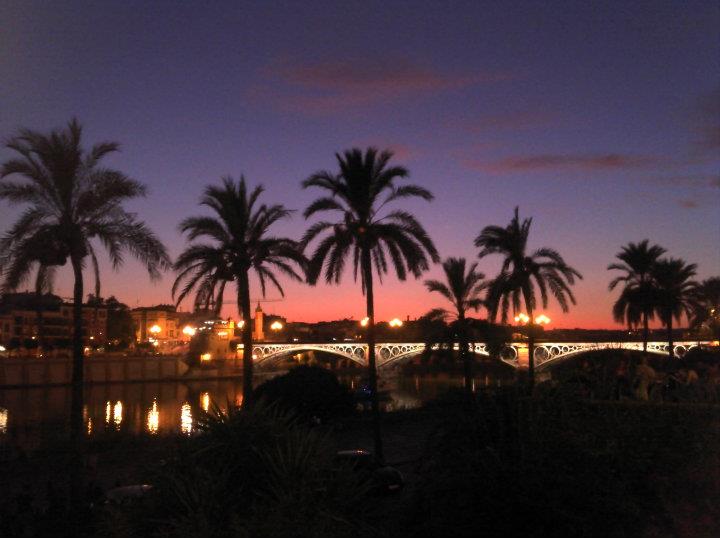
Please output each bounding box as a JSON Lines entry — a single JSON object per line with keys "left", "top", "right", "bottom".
{"left": 249, "top": 341, "right": 712, "bottom": 368}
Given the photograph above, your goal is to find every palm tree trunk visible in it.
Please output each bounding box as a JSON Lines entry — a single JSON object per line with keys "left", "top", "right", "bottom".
{"left": 642, "top": 312, "right": 649, "bottom": 354}
{"left": 70, "top": 255, "right": 85, "bottom": 440}
{"left": 69, "top": 254, "right": 85, "bottom": 519}
{"left": 238, "top": 271, "right": 253, "bottom": 407}
{"left": 35, "top": 303, "right": 44, "bottom": 357}
{"left": 459, "top": 316, "right": 472, "bottom": 396}
{"left": 527, "top": 309, "right": 535, "bottom": 393}
{"left": 362, "top": 248, "right": 384, "bottom": 461}
{"left": 667, "top": 316, "right": 674, "bottom": 359}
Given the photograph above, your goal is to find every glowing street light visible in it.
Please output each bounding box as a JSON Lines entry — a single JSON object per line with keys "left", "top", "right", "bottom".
{"left": 534, "top": 314, "right": 551, "bottom": 326}
{"left": 182, "top": 325, "right": 196, "bottom": 337}
{"left": 389, "top": 318, "right": 403, "bottom": 328}
{"left": 149, "top": 324, "right": 161, "bottom": 336}
{"left": 200, "top": 353, "right": 212, "bottom": 362}
{"left": 238, "top": 320, "right": 245, "bottom": 329}
{"left": 360, "top": 317, "right": 369, "bottom": 327}
{"left": 270, "top": 321, "right": 283, "bottom": 331}
{"left": 513, "top": 313, "right": 530, "bottom": 324}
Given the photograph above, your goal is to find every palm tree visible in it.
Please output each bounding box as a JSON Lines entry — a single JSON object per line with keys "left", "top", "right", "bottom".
{"left": 301, "top": 147, "right": 439, "bottom": 459}
{"left": 173, "top": 177, "right": 305, "bottom": 406}
{"left": 651, "top": 258, "right": 698, "bottom": 358}
{"left": 0, "top": 119, "right": 169, "bottom": 441}
{"left": 424, "top": 257, "right": 486, "bottom": 395}
{"left": 475, "top": 207, "right": 582, "bottom": 389}
{"left": 608, "top": 240, "right": 666, "bottom": 352}
{"left": 691, "top": 277, "right": 720, "bottom": 339}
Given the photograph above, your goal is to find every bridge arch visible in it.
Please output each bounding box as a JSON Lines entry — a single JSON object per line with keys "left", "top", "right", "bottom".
{"left": 534, "top": 341, "right": 703, "bottom": 370}
{"left": 253, "top": 343, "right": 367, "bottom": 368}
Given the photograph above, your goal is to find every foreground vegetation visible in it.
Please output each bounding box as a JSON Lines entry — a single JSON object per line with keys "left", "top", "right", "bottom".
{"left": 2, "top": 357, "right": 719, "bottom": 537}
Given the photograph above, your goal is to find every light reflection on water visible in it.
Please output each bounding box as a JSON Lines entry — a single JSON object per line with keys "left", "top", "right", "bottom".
{"left": 0, "top": 371, "right": 513, "bottom": 447}
{"left": 147, "top": 400, "right": 159, "bottom": 434}
{"left": 180, "top": 402, "right": 193, "bottom": 435}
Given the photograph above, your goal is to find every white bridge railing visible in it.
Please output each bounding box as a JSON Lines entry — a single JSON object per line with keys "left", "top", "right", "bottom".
{"left": 251, "top": 341, "right": 712, "bottom": 369}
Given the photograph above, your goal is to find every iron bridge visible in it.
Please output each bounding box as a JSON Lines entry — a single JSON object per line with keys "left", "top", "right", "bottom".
{"left": 250, "top": 341, "right": 711, "bottom": 369}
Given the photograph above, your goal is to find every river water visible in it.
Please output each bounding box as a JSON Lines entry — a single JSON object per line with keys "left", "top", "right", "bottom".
{"left": 0, "top": 371, "right": 513, "bottom": 448}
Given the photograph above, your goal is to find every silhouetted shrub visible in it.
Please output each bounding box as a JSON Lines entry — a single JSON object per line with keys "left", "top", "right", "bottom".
{"left": 105, "top": 404, "right": 379, "bottom": 537}
{"left": 254, "top": 366, "right": 355, "bottom": 423}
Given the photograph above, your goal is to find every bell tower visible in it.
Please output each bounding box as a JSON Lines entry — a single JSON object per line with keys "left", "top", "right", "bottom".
{"left": 254, "top": 302, "right": 264, "bottom": 341}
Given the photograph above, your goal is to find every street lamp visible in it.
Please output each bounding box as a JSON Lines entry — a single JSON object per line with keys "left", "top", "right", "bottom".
{"left": 360, "top": 317, "right": 369, "bottom": 327}
{"left": 534, "top": 314, "right": 551, "bottom": 326}
{"left": 182, "top": 325, "right": 196, "bottom": 337}
{"left": 270, "top": 321, "right": 283, "bottom": 331}
{"left": 389, "top": 318, "right": 403, "bottom": 328}
{"left": 513, "top": 313, "right": 530, "bottom": 324}
{"left": 149, "top": 324, "right": 161, "bottom": 336}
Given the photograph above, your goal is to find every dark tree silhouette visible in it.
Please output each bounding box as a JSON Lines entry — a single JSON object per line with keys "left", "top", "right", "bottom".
{"left": 301, "top": 147, "right": 439, "bottom": 459}
{"left": 651, "top": 258, "right": 698, "bottom": 358}
{"left": 424, "top": 257, "right": 486, "bottom": 395}
{"left": 173, "top": 177, "right": 305, "bottom": 406}
{"left": 0, "top": 119, "right": 169, "bottom": 506}
{"left": 475, "top": 207, "right": 581, "bottom": 389}
{"left": 608, "top": 240, "right": 666, "bottom": 353}
{"left": 691, "top": 277, "right": 720, "bottom": 339}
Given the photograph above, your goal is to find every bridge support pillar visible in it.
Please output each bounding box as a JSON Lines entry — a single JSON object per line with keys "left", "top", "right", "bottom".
{"left": 515, "top": 344, "right": 529, "bottom": 369}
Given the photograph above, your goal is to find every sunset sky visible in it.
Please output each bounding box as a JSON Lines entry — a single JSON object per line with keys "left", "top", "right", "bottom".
{"left": 1, "top": 1, "right": 718, "bottom": 328}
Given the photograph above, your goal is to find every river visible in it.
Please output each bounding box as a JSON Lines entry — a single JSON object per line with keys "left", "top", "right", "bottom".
{"left": 0, "top": 370, "right": 513, "bottom": 448}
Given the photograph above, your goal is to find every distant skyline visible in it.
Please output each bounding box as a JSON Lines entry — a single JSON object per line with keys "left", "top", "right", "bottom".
{"left": 1, "top": 1, "right": 718, "bottom": 328}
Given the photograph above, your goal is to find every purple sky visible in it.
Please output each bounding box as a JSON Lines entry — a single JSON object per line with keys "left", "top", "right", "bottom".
{"left": 1, "top": 1, "right": 718, "bottom": 328}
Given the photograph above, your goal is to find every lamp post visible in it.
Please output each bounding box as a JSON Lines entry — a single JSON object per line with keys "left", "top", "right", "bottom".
{"left": 514, "top": 313, "right": 549, "bottom": 391}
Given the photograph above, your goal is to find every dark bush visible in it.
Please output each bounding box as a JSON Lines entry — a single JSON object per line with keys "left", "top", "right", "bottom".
{"left": 108, "top": 404, "right": 379, "bottom": 537}
{"left": 254, "top": 366, "right": 355, "bottom": 423}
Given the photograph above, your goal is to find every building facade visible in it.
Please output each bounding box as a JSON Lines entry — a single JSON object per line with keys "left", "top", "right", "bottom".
{"left": 131, "top": 305, "right": 194, "bottom": 346}
{"left": 0, "top": 293, "right": 107, "bottom": 351}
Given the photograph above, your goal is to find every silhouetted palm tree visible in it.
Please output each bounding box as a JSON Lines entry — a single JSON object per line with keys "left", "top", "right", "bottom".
{"left": 475, "top": 207, "right": 581, "bottom": 389}
{"left": 608, "top": 240, "right": 666, "bottom": 352}
{"left": 0, "top": 119, "right": 169, "bottom": 509}
{"left": 651, "top": 258, "right": 698, "bottom": 358}
{"left": 302, "top": 147, "right": 439, "bottom": 459}
{"left": 173, "top": 177, "right": 305, "bottom": 405}
{"left": 691, "top": 277, "right": 720, "bottom": 339}
{"left": 425, "top": 257, "right": 486, "bottom": 395}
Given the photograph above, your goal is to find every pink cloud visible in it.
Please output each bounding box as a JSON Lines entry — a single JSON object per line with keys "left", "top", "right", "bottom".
{"left": 250, "top": 58, "right": 510, "bottom": 112}
{"left": 351, "top": 140, "right": 415, "bottom": 161}
{"left": 677, "top": 198, "right": 699, "bottom": 209}
{"left": 466, "top": 153, "right": 662, "bottom": 174}
{"left": 459, "top": 110, "right": 556, "bottom": 132}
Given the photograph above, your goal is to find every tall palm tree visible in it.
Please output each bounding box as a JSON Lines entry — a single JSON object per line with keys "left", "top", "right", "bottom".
{"left": 475, "top": 207, "right": 582, "bottom": 389}
{"left": 173, "top": 177, "right": 305, "bottom": 405}
{"left": 691, "top": 277, "right": 720, "bottom": 339}
{"left": 301, "top": 147, "right": 439, "bottom": 459}
{"left": 608, "top": 240, "right": 666, "bottom": 352}
{"left": 0, "top": 119, "right": 169, "bottom": 441}
{"left": 651, "top": 258, "right": 698, "bottom": 358}
{"left": 424, "top": 257, "right": 486, "bottom": 395}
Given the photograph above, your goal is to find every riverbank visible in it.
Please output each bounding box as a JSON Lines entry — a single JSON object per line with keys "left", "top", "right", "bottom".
{"left": 2, "top": 387, "right": 719, "bottom": 537}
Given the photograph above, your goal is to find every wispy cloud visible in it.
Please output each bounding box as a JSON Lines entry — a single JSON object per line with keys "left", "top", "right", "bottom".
{"left": 249, "top": 58, "right": 510, "bottom": 113}
{"left": 646, "top": 173, "right": 720, "bottom": 189}
{"left": 457, "top": 110, "right": 556, "bottom": 132}
{"left": 690, "top": 87, "right": 720, "bottom": 155}
{"left": 350, "top": 140, "right": 416, "bottom": 161}
{"left": 677, "top": 198, "right": 700, "bottom": 209}
{"left": 466, "top": 153, "right": 662, "bottom": 174}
